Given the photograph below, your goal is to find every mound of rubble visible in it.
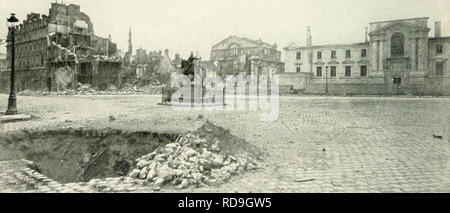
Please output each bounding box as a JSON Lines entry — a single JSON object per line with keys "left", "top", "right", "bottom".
{"left": 17, "top": 83, "right": 163, "bottom": 96}
{"left": 128, "top": 121, "right": 264, "bottom": 190}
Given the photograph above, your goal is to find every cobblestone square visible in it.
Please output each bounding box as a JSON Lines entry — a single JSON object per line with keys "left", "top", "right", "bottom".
{"left": 1, "top": 94, "right": 449, "bottom": 192}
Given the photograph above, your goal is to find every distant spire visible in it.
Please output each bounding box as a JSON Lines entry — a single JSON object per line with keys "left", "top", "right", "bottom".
{"left": 128, "top": 26, "right": 132, "bottom": 54}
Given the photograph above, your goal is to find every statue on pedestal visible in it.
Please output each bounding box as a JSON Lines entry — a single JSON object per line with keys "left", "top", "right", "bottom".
{"left": 181, "top": 52, "right": 201, "bottom": 81}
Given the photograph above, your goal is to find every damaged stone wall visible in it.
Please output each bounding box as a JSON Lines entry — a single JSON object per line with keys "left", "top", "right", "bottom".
{"left": 0, "top": 68, "right": 49, "bottom": 93}
{"left": 0, "top": 71, "right": 10, "bottom": 92}
{"left": 54, "top": 65, "right": 75, "bottom": 90}
{"left": 0, "top": 2, "right": 123, "bottom": 93}
{"left": 92, "top": 61, "right": 121, "bottom": 90}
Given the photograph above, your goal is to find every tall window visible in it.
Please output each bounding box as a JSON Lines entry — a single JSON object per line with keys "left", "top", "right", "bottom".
{"left": 345, "top": 66, "right": 351, "bottom": 77}
{"left": 296, "top": 51, "right": 301, "bottom": 60}
{"left": 346, "top": 50, "right": 351, "bottom": 58}
{"left": 330, "top": 66, "right": 336, "bottom": 77}
{"left": 436, "top": 44, "right": 443, "bottom": 54}
{"left": 361, "top": 49, "right": 367, "bottom": 57}
{"left": 230, "top": 44, "right": 239, "bottom": 55}
{"left": 391, "top": 32, "right": 405, "bottom": 56}
{"left": 317, "top": 51, "right": 322, "bottom": 59}
{"left": 296, "top": 66, "right": 301, "bottom": 73}
{"left": 316, "top": 66, "right": 322, "bottom": 77}
{"left": 436, "top": 62, "right": 444, "bottom": 76}
{"left": 360, "top": 65, "right": 367, "bottom": 77}
{"left": 331, "top": 50, "right": 336, "bottom": 59}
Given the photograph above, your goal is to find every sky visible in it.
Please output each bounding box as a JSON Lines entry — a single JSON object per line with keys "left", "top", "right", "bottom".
{"left": 0, "top": 0, "right": 449, "bottom": 60}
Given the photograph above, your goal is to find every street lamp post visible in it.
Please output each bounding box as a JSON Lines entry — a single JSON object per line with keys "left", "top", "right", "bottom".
{"left": 6, "top": 13, "right": 19, "bottom": 115}
{"left": 325, "top": 66, "right": 328, "bottom": 95}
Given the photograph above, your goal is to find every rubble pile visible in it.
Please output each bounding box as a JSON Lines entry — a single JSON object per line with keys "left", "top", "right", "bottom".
{"left": 128, "top": 121, "right": 263, "bottom": 189}
{"left": 18, "top": 83, "right": 163, "bottom": 96}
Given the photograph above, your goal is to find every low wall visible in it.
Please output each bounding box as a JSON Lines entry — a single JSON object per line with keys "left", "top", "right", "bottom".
{"left": 0, "top": 69, "right": 49, "bottom": 93}
{"left": 278, "top": 73, "right": 308, "bottom": 94}
{"left": 424, "top": 77, "right": 450, "bottom": 96}
{"left": 301, "top": 76, "right": 450, "bottom": 96}
{"left": 304, "top": 83, "right": 386, "bottom": 95}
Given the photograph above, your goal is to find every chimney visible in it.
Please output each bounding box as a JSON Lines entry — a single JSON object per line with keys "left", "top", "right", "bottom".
{"left": 164, "top": 49, "right": 169, "bottom": 56}
{"left": 365, "top": 27, "right": 368, "bottom": 42}
{"left": 306, "top": 26, "right": 312, "bottom": 47}
{"left": 435, "top": 21, "right": 441, "bottom": 38}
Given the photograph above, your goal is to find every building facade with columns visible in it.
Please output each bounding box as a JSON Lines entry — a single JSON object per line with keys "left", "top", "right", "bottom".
{"left": 283, "top": 17, "right": 449, "bottom": 95}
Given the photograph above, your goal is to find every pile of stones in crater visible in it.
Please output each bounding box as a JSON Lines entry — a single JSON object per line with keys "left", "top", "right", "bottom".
{"left": 128, "top": 133, "right": 260, "bottom": 189}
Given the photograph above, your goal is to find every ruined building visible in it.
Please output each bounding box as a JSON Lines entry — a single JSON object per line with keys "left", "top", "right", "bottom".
{"left": 201, "top": 36, "right": 284, "bottom": 78}
{"left": 120, "top": 29, "right": 181, "bottom": 85}
{"left": 1, "top": 2, "right": 122, "bottom": 92}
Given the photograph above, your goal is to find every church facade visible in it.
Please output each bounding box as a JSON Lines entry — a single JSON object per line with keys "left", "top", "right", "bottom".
{"left": 283, "top": 17, "right": 449, "bottom": 95}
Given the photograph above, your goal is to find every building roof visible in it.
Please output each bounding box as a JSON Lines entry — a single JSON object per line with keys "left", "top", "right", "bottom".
{"left": 284, "top": 42, "right": 368, "bottom": 50}
{"left": 369, "top": 21, "right": 430, "bottom": 35}
{"left": 369, "top": 17, "right": 429, "bottom": 24}
{"left": 212, "top": 35, "right": 276, "bottom": 49}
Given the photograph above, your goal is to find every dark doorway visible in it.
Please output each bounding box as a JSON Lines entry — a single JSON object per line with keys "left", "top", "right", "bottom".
{"left": 393, "top": 77, "right": 402, "bottom": 95}
{"left": 47, "top": 77, "right": 51, "bottom": 92}
{"left": 78, "top": 63, "right": 93, "bottom": 84}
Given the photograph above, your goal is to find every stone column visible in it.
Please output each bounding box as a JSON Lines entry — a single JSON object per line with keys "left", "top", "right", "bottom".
{"left": 379, "top": 40, "right": 384, "bottom": 71}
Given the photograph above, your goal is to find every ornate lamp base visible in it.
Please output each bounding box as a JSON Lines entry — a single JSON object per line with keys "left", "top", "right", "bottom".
{"left": 5, "top": 95, "right": 18, "bottom": 115}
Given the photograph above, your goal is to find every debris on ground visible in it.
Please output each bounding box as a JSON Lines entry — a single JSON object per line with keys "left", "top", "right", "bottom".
{"left": 17, "top": 83, "right": 163, "bottom": 96}
{"left": 432, "top": 134, "right": 443, "bottom": 139}
{"left": 294, "top": 178, "right": 316, "bottom": 183}
{"left": 129, "top": 121, "right": 264, "bottom": 189}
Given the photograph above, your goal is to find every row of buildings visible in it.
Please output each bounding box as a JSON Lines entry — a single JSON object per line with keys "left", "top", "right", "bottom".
{"left": 1, "top": 2, "right": 448, "bottom": 95}
{"left": 177, "top": 17, "right": 449, "bottom": 96}
{"left": 200, "top": 17, "right": 449, "bottom": 96}
{"left": 283, "top": 17, "right": 449, "bottom": 95}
